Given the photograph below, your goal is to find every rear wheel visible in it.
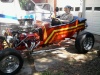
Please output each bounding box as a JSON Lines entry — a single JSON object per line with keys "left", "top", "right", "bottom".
{"left": 0, "top": 48, "right": 23, "bottom": 75}
{"left": 75, "top": 32, "right": 94, "bottom": 54}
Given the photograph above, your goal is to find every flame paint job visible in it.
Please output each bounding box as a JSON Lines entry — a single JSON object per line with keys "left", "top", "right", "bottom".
{"left": 35, "top": 20, "right": 85, "bottom": 45}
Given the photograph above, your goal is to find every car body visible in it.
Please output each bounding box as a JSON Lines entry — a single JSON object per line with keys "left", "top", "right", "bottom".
{"left": 0, "top": 16, "right": 95, "bottom": 75}
{"left": 35, "top": 16, "right": 87, "bottom": 45}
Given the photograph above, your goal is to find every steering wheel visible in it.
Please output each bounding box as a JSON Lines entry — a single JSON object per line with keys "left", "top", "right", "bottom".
{"left": 51, "top": 18, "right": 62, "bottom": 25}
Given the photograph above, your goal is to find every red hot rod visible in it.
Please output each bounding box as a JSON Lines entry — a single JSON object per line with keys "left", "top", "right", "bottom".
{"left": 0, "top": 16, "right": 94, "bottom": 75}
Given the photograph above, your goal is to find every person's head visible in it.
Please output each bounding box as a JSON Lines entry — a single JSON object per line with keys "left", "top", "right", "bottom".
{"left": 64, "top": 5, "right": 72, "bottom": 13}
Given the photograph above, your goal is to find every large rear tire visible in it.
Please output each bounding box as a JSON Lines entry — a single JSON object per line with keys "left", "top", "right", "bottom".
{"left": 0, "top": 48, "right": 23, "bottom": 75}
{"left": 75, "top": 32, "right": 95, "bottom": 54}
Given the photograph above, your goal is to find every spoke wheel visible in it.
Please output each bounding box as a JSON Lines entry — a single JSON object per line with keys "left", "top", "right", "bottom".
{"left": 0, "top": 55, "right": 19, "bottom": 73}
{"left": 75, "top": 32, "right": 94, "bottom": 54}
{"left": 0, "top": 48, "right": 23, "bottom": 75}
{"left": 83, "top": 37, "right": 93, "bottom": 50}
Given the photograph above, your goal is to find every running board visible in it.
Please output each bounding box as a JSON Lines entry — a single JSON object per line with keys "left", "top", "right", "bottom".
{"left": 31, "top": 47, "right": 65, "bottom": 55}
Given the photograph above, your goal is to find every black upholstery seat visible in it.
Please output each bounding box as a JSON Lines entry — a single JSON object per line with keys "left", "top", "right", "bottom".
{"left": 68, "top": 16, "right": 87, "bottom": 24}
{"left": 51, "top": 16, "right": 87, "bottom": 26}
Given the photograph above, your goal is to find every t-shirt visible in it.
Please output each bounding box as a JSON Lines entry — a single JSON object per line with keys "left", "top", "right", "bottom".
{"left": 59, "top": 13, "right": 73, "bottom": 22}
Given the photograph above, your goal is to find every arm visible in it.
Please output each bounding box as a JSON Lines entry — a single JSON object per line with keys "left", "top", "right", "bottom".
{"left": 59, "top": 14, "right": 73, "bottom": 23}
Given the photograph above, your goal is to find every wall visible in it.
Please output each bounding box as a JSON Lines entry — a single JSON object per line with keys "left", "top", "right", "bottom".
{"left": 47, "top": 0, "right": 54, "bottom": 10}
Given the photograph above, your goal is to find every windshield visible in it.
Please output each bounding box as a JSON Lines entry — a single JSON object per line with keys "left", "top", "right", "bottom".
{"left": 37, "top": 3, "right": 53, "bottom": 11}
{"left": 42, "top": 4, "right": 50, "bottom": 11}
{"left": 19, "top": 0, "right": 35, "bottom": 10}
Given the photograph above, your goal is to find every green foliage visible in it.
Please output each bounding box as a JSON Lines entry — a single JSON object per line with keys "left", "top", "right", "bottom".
{"left": 18, "top": 0, "right": 29, "bottom": 9}
{"left": 41, "top": 70, "right": 51, "bottom": 75}
{"left": 40, "top": 70, "right": 64, "bottom": 75}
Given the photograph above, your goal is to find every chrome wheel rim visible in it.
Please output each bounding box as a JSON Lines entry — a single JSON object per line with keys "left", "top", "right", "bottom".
{"left": 83, "top": 37, "right": 93, "bottom": 50}
{"left": 0, "top": 55, "right": 19, "bottom": 73}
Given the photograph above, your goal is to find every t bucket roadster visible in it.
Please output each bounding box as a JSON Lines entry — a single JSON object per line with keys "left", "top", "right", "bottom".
{"left": 0, "top": 16, "right": 94, "bottom": 75}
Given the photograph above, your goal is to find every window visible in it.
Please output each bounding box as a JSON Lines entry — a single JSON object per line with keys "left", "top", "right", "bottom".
{"left": 37, "top": 4, "right": 43, "bottom": 8}
{"left": 43, "top": 4, "right": 50, "bottom": 11}
{"left": 59, "top": 8, "right": 62, "bottom": 11}
{"left": 86, "top": 7, "right": 92, "bottom": 10}
{"left": 1, "top": 0, "right": 13, "bottom": 2}
{"left": 71, "top": 7, "right": 74, "bottom": 11}
{"left": 94, "top": 7, "right": 100, "bottom": 11}
{"left": 75, "top": 7, "right": 80, "bottom": 11}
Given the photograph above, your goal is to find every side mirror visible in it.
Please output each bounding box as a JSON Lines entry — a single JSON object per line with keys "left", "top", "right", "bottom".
{"left": 55, "top": 7, "right": 59, "bottom": 12}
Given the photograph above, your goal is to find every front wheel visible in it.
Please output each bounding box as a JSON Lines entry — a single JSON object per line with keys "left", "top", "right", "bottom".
{"left": 0, "top": 48, "right": 23, "bottom": 75}
{"left": 75, "top": 32, "right": 95, "bottom": 54}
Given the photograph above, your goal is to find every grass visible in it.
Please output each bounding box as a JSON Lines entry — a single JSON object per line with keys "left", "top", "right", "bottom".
{"left": 40, "top": 70, "right": 64, "bottom": 75}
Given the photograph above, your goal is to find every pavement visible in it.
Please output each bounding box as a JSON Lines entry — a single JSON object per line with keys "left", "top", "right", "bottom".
{"left": 16, "top": 34, "right": 100, "bottom": 75}
{"left": 94, "top": 34, "right": 100, "bottom": 43}
{"left": 93, "top": 34, "right": 100, "bottom": 50}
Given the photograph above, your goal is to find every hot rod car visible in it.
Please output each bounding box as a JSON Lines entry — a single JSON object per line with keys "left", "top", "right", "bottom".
{"left": 0, "top": 16, "right": 94, "bottom": 75}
